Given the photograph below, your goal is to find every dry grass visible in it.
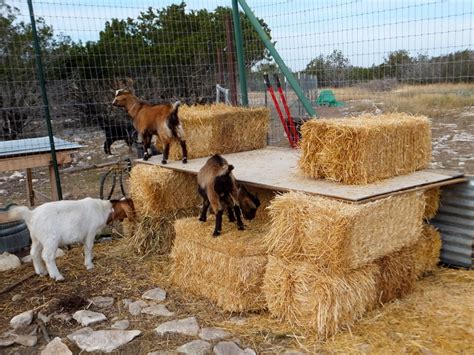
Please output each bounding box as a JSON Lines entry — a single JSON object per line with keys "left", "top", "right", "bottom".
{"left": 167, "top": 103, "right": 270, "bottom": 160}
{"left": 264, "top": 191, "right": 425, "bottom": 271}
{"left": 170, "top": 216, "right": 268, "bottom": 312}
{"left": 333, "top": 82, "right": 474, "bottom": 117}
{"left": 424, "top": 187, "right": 441, "bottom": 220}
{"left": 413, "top": 224, "right": 442, "bottom": 278}
{"left": 299, "top": 113, "right": 432, "bottom": 184}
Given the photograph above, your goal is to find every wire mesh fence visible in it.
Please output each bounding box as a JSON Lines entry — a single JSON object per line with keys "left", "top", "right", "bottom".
{"left": 0, "top": 0, "right": 473, "bottom": 205}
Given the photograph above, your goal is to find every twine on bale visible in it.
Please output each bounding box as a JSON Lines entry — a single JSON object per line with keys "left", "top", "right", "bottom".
{"left": 298, "top": 113, "right": 432, "bottom": 184}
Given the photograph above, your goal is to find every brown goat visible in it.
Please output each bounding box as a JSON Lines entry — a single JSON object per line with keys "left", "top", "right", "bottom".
{"left": 112, "top": 89, "right": 187, "bottom": 164}
{"left": 197, "top": 155, "right": 260, "bottom": 236}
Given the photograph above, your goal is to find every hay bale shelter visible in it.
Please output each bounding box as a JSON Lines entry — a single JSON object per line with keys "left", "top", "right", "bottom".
{"left": 125, "top": 164, "right": 200, "bottom": 255}
{"left": 299, "top": 113, "right": 431, "bottom": 184}
{"left": 167, "top": 104, "right": 270, "bottom": 160}
{"left": 171, "top": 217, "right": 268, "bottom": 312}
{"left": 264, "top": 190, "right": 425, "bottom": 271}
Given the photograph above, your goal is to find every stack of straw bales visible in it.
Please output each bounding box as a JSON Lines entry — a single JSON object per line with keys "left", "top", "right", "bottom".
{"left": 171, "top": 217, "right": 268, "bottom": 312}
{"left": 298, "top": 113, "right": 432, "bottom": 184}
{"left": 262, "top": 190, "right": 442, "bottom": 338}
{"left": 167, "top": 104, "right": 270, "bottom": 160}
{"left": 124, "top": 164, "right": 200, "bottom": 255}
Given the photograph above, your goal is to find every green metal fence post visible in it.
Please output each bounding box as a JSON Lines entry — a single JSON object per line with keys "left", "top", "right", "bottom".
{"left": 27, "top": 0, "right": 63, "bottom": 200}
{"left": 232, "top": 0, "right": 249, "bottom": 106}
{"left": 236, "top": 0, "right": 316, "bottom": 117}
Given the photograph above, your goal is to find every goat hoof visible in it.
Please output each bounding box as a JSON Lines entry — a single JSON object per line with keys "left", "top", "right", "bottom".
{"left": 212, "top": 231, "right": 220, "bottom": 237}
{"left": 238, "top": 225, "right": 245, "bottom": 231}
{"left": 199, "top": 217, "right": 206, "bottom": 222}
{"left": 143, "top": 155, "right": 149, "bottom": 161}
{"left": 86, "top": 264, "right": 94, "bottom": 270}
{"left": 53, "top": 275, "right": 65, "bottom": 282}
{"left": 161, "top": 159, "right": 167, "bottom": 165}
{"left": 182, "top": 158, "right": 187, "bottom": 164}
{"left": 228, "top": 217, "right": 236, "bottom": 223}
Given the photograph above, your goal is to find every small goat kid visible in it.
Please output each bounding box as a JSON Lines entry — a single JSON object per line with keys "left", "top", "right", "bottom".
{"left": 197, "top": 155, "right": 260, "bottom": 236}
{"left": 112, "top": 89, "right": 187, "bottom": 164}
{"left": 8, "top": 198, "right": 134, "bottom": 281}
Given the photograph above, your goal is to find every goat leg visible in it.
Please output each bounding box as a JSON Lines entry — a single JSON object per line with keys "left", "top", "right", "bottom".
{"left": 199, "top": 199, "right": 210, "bottom": 222}
{"left": 213, "top": 209, "right": 224, "bottom": 237}
{"left": 234, "top": 205, "right": 245, "bottom": 230}
{"left": 180, "top": 140, "right": 188, "bottom": 164}
{"left": 227, "top": 206, "right": 236, "bottom": 222}
{"left": 162, "top": 143, "right": 170, "bottom": 164}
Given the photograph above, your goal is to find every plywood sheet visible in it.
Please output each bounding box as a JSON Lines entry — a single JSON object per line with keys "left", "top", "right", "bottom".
{"left": 138, "top": 147, "right": 464, "bottom": 202}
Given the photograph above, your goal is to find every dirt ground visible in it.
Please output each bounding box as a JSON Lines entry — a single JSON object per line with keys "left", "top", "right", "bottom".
{"left": 1, "top": 84, "right": 473, "bottom": 353}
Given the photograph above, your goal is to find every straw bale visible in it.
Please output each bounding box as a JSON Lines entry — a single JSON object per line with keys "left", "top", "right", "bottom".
{"left": 167, "top": 104, "right": 270, "bottom": 160}
{"left": 413, "top": 224, "right": 441, "bottom": 278}
{"left": 264, "top": 190, "right": 425, "bottom": 271}
{"left": 423, "top": 187, "right": 441, "bottom": 220}
{"left": 298, "top": 113, "right": 431, "bottom": 184}
{"left": 170, "top": 217, "right": 268, "bottom": 312}
{"left": 129, "top": 164, "right": 199, "bottom": 215}
{"left": 263, "top": 256, "right": 378, "bottom": 338}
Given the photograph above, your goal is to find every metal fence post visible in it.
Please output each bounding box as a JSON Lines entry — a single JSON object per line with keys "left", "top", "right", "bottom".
{"left": 232, "top": 0, "right": 249, "bottom": 106}
{"left": 27, "top": 0, "right": 63, "bottom": 200}
{"left": 236, "top": 0, "right": 316, "bottom": 117}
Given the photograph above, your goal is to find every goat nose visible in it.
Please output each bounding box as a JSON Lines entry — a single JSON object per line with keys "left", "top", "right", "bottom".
{"left": 112, "top": 99, "right": 117, "bottom": 105}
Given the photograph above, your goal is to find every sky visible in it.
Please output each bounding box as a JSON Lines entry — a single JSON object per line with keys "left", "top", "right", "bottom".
{"left": 10, "top": 0, "right": 474, "bottom": 71}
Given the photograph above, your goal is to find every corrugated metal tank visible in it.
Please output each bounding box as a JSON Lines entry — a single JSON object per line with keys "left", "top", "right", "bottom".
{"left": 432, "top": 176, "right": 473, "bottom": 269}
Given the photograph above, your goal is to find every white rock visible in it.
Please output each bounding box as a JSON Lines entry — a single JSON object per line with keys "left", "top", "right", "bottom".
{"left": 10, "top": 310, "right": 34, "bottom": 329}
{"left": 111, "top": 319, "right": 130, "bottom": 330}
{"left": 142, "top": 287, "right": 166, "bottom": 302}
{"left": 71, "top": 329, "right": 141, "bottom": 353}
{"left": 176, "top": 340, "right": 211, "bottom": 355}
{"left": 41, "top": 337, "right": 72, "bottom": 355}
{"left": 213, "top": 341, "right": 252, "bottom": 355}
{"left": 128, "top": 300, "right": 148, "bottom": 316}
{"left": 141, "top": 304, "right": 174, "bottom": 317}
{"left": 13, "top": 334, "right": 37, "bottom": 347}
{"left": 38, "top": 311, "right": 51, "bottom": 324}
{"left": 9, "top": 171, "right": 23, "bottom": 179}
{"left": 54, "top": 313, "right": 72, "bottom": 322}
{"left": 155, "top": 317, "right": 200, "bottom": 337}
{"left": 147, "top": 351, "right": 181, "bottom": 355}
{"left": 73, "top": 310, "right": 107, "bottom": 326}
{"left": 243, "top": 348, "right": 256, "bottom": 355}
{"left": 0, "top": 252, "right": 21, "bottom": 271}
{"left": 0, "top": 333, "right": 16, "bottom": 347}
{"left": 89, "top": 296, "right": 114, "bottom": 308}
{"left": 122, "top": 298, "right": 133, "bottom": 307}
{"left": 199, "top": 327, "right": 231, "bottom": 341}
{"left": 67, "top": 327, "right": 93, "bottom": 342}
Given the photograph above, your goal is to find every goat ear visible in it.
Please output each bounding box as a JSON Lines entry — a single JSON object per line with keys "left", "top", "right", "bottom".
{"left": 125, "top": 77, "right": 134, "bottom": 89}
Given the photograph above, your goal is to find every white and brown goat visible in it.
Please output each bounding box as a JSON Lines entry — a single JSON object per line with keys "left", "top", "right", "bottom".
{"left": 112, "top": 89, "right": 187, "bottom": 164}
{"left": 197, "top": 155, "right": 260, "bottom": 236}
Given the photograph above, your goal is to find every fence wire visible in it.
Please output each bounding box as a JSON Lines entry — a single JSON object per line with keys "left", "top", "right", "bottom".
{"left": 0, "top": 0, "right": 473, "bottom": 204}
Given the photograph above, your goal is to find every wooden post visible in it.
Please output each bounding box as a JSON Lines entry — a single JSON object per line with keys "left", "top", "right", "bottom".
{"left": 225, "top": 14, "right": 238, "bottom": 105}
{"left": 49, "top": 164, "right": 59, "bottom": 201}
{"left": 25, "top": 168, "right": 35, "bottom": 207}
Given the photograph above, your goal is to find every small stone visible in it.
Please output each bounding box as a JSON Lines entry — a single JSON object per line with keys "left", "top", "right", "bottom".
{"left": 11, "top": 294, "right": 22, "bottom": 302}
{"left": 73, "top": 310, "right": 107, "bottom": 326}
{"left": 147, "top": 351, "right": 181, "bottom": 355}
{"left": 213, "top": 341, "right": 249, "bottom": 355}
{"left": 70, "top": 329, "right": 141, "bottom": 353}
{"left": 122, "top": 298, "right": 133, "bottom": 307}
{"left": 0, "top": 334, "right": 16, "bottom": 347}
{"left": 54, "top": 313, "right": 72, "bottom": 322}
{"left": 111, "top": 320, "right": 130, "bottom": 330}
{"left": 41, "top": 337, "right": 72, "bottom": 355}
{"left": 10, "top": 310, "right": 34, "bottom": 329}
{"left": 155, "top": 317, "right": 200, "bottom": 337}
{"left": 199, "top": 327, "right": 231, "bottom": 341}
{"left": 142, "top": 287, "right": 166, "bottom": 302}
{"left": 89, "top": 296, "right": 114, "bottom": 308}
{"left": 243, "top": 348, "right": 256, "bottom": 355}
{"left": 141, "top": 304, "right": 174, "bottom": 317}
{"left": 128, "top": 300, "right": 148, "bottom": 316}
{"left": 37, "top": 311, "right": 51, "bottom": 324}
{"left": 0, "top": 252, "right": 21, "bottom": 271}
{"left": 229, "top": 316, "right": 246, "bottom": 326}
{"left": 176, "top": 340, "right": 211, "bottom": 355}
{"left": 13, "top": 334, "right": 37, "bottom": 347}
{"left": 67, "top": 327, "right": 93, "bottom": 342}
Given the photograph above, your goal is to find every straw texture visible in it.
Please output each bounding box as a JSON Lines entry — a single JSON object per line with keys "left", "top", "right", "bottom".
{"left": 167, "top": 104, "right": 270, "bottom": 160}
{"left": 424, "top": 187, "right": 441, "bottom": 220}
{"left": 170, "top": 217, "right": 268, "bottom": 312}
{"left": 264, "top": 190, "right": 425, "bottom": 271}
{"left": 299, "top": 113, "right": 432, "bottom": 184}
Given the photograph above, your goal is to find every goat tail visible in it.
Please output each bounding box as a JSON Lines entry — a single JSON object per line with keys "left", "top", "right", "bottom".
{"left": 172, "top": 100, "right": 181, "bottom": 113}
{"left": 8, "top": 205, "right": 32, "bottom": 223}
